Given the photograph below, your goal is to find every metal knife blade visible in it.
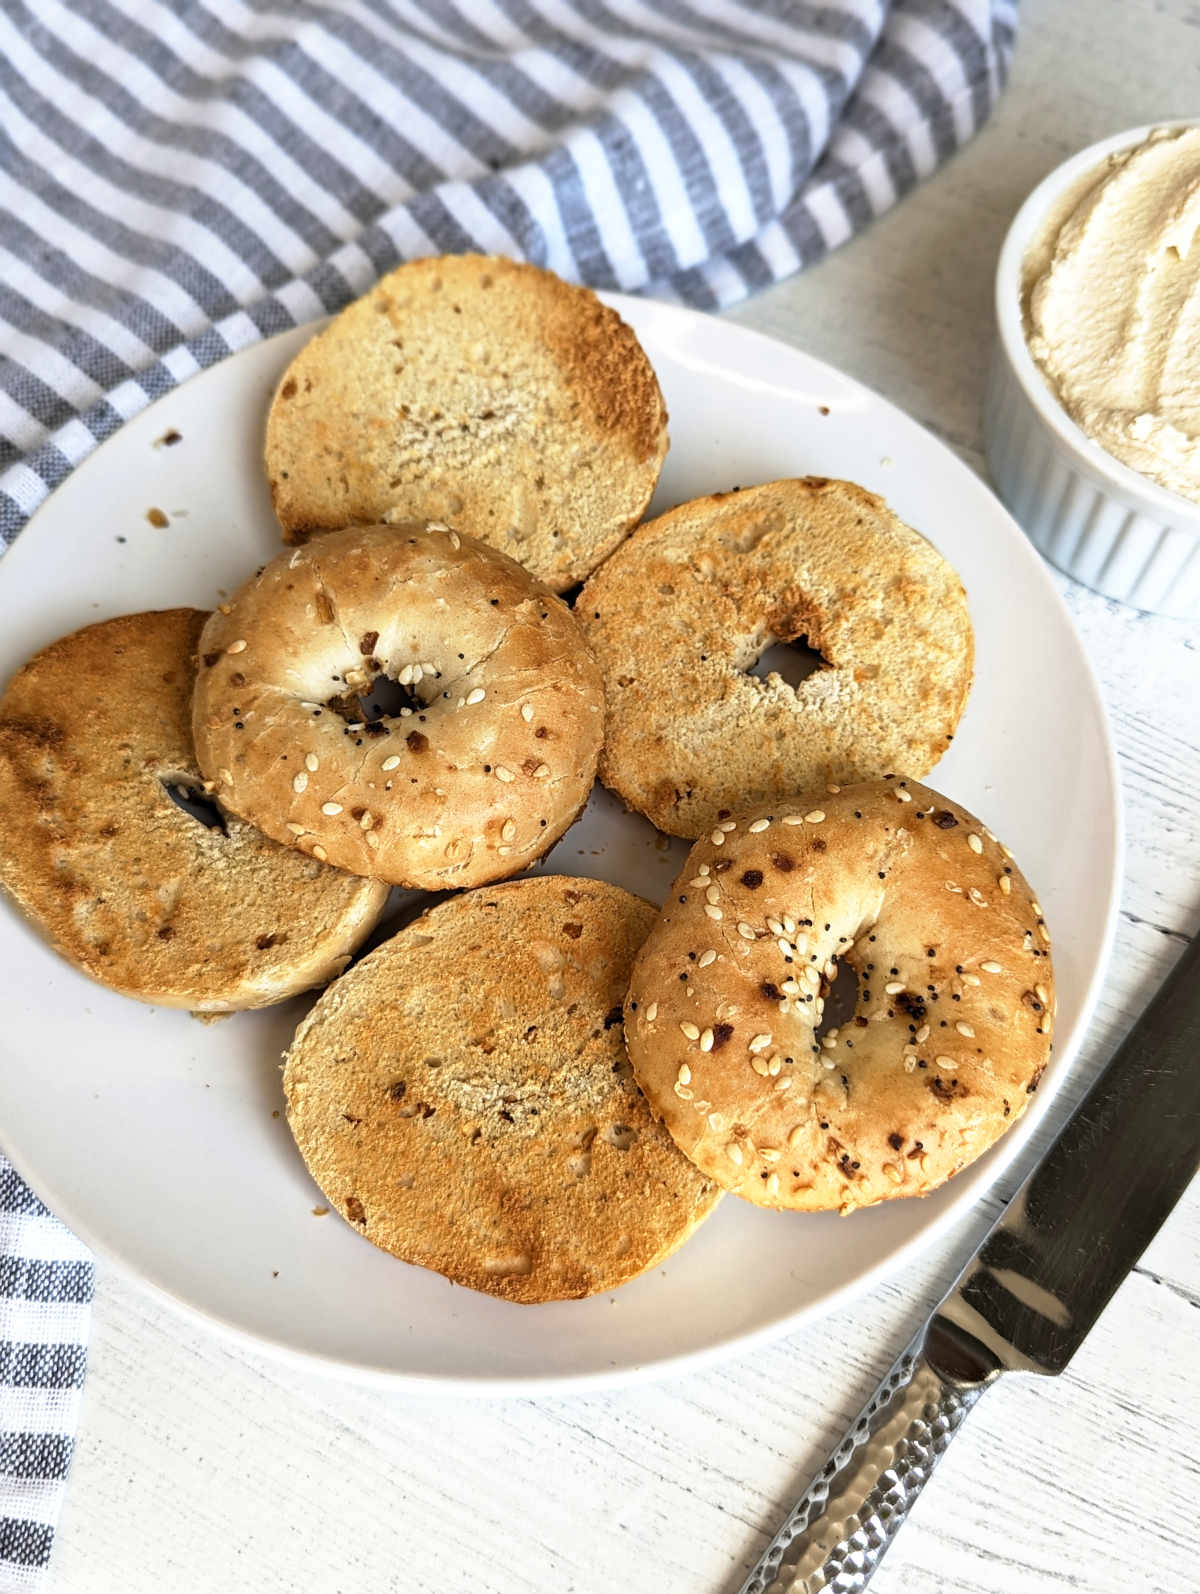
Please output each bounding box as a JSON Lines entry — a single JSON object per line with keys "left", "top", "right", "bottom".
{"left": 739, "top": 929, "right": 1200, "bottom": 1594}
{"left": 931, "top": 927, "right": 1200, "bottom": 1382}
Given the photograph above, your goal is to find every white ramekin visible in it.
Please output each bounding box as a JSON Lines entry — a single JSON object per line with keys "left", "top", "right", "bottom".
{"left": 984, "top": 122, "right": 1200, "bottom": 619}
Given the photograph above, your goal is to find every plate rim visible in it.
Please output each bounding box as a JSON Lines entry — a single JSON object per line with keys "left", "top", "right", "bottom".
{"left": 0, "top": 293, "right": 1124, "bottom": 1393}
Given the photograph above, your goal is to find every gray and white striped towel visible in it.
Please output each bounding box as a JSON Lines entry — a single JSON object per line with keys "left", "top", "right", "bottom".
{"left": 0, "top": 0, "right": 1017, "bottom": 1582}
{"left": 0, "top": 1160, "right": 90, "bottom": 1591}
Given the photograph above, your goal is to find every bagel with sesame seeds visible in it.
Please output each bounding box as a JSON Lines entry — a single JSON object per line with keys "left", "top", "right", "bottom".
{"left": 283, "top": 876, "right": 721, "bottom": 1303}
{"left": 577, "top": 477, "right": 973, "bottom": 839}
{"left": 0, "top": 610, "right": 388, "bottom": 1010}
{"left": 264, "top": 253, "right": 669, "bottom": 593}
{"left": 623, "top": 778, "right": 1054, "bottom": 1215}
{"left": 192, "top": 522, "right": 604, "bottom": 890}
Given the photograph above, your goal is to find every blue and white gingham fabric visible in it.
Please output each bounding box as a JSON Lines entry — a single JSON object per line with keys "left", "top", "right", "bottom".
{"left": 0, "top": 0, "right": 1018, "bottom": 1582}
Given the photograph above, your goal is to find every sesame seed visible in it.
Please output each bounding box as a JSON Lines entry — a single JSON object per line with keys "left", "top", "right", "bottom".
{"left": 698, "top": 863, "right": 711, "bottom": 876}
{"left": 737, "top": 922, "right": 757, "bottom": 941}
{"left": 718, "top": 820, "right": 736, "bottom": 832}
{"left": 802, "top": 965, "right": 821, "bottom": 989}
{"left": 1032, "top": 901, "right": 1043, "bottom": 916}
{"left": 956, "top": 1020, "right": 975, "bottom": 1038}
{"left": 896, "top": 789, "right": 912, "bottom": 802}
{"left": 705, "top": 904, "right": 723, "bottom": 921}
{"left": 751, "top": 1056, "right": 770, "bottom": 1076}
{"left": 521, "top": 703, "right": 534, "bottom": 722}
{"left": 766, "top": 1172, "right": 780, "bottom": 1195}
{"left": 533, "top": 764, "right": 551, "bottom": 779}
{"left": 805, "top": 810, "right": 825, "bottom": 823}
{"left": 760, "top": 1147, "right": 780, "bottom": 1164}
{"left": 673, "top": 1083, "right": 693, "bottom": 1100}
{"left": 292, "top": 772, "right": 308, "bottom": 794}
{"left": 885, "top": 980, "right": 905, "bottom": 995}
{"left": 766, "top": 918, "right": 784, "bottom": 936}
{"left": 680, "top": 1021, "right": 700, "bottom": 1041}
{"left": 698, "top": 949, "right": 717, "bottom": 968}
{"left": 686, "top": 876, "right": 707, "bottom": 888}
{"left": 465, "top": 687, "right": 486, "bottom": 705}
{"left": 883, "top": 1163, "right": 903, "bottom": 1185}
{"left": 677, "top": 1064, "right": 692, "bottom": 1086}
{"left": 981, "top": 960, "right": 1003, "bottom": 974}
{"left": 710, "top": 830, "right": 725, "bottom": 846}
{"left": 360, "top": 811, "right": 374, "bottom": 830}
{"left": 321, "top": 802, "right": 343, "bottom": 816}
{"left": 777, "top": 937, "right": 795, "bottom": 959}
{"left": 945, "top": 880, "right": 961, "bottom": 893}
{"left": 644, "top": 1002, "right": 658, "bottom": 1022}
{"left": 969, "top": 888, "right": 988, "bottom": 907}
{"left": 768, "top": 1056, "right": 782, "bottom": 1077}
{"left": 827, "top": 784, "right": 841, "bottom": 794}
{"left": 782, "top": 814, "right": 805, "bottom": 826}
{"left": 495, "top": 766, "right": 515, "bottom": 782}
{"left": 967, "top": 833, "right": 984, "bottom": 854}
{"left": 219, "top": 767, "right": 233, "bottom": 785}
{"left": 226, "top": 639, "right": 247, "bottom": 654}
{"left": 919, "top": 1153, "right": 931, "bottom": 1174}
{"left": 999, "top": 875, "right": 1012, "bottom": 895}
{"left": 935, "top": 1054, "right": 957, "bottom": 1069}
{"left": 708, "top": 1112, "right": 726, "bottom": 1132}
{"left": 748, "top": 1033, "right": 772, "bottom": 1053}
{"left": 312, "top": 845, "right": 327, "bottom": 862}
{"left": 301, "top": 753, "right": 317, "bottom": 774}
{"left": 727, "top": 1143, "right": 744, "bottom": 1165}
{"left": 449, "top": 531, "right": 461, "bottom": 549}
{"left": 1035, "top": 983, "right": 1049, "bottom": 1004}
{"left": 782, "top": 917, "right": 797, "bottom": 935}
{"left": 398, "top": 665, "right": 415, "bottom": 686}
{"left": 775, "top": 1076, "right": 793, "bottom": 1092}
{"left": 748, "top": 818, "right": 770, "bottom": 833}
{"left": 699, "top": 1028, "right": 714, "bottom": 1052}
{"left": 822, "top": 1055, "right": 836, "bottom": 1070}
{"left": 706, "top": 884, "right": 720, "bottom": 905}
{"left": 421, "top": 662, "right": 437, "bottom": 676}
{"left": 410, "top": 665, "right": 424, "bottom": 684}
{"left": 788, "top": 1125, "right": 805, "bottom": 1149}
{"left": 382, "top": 755, "right": 401, "bottom": 771}
{"left": 365, "top": 832, "right": 380, "bottom": 850}
{"left": 904, "top": 1055, "right": 917, "bottom": 1072}
{"left": 286, "top": 822, "right": 305, "bottom": 835}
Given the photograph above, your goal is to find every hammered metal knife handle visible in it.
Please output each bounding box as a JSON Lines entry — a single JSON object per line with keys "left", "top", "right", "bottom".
{"left": 738, "top": 1337, "right": 990, "bottom": 1594}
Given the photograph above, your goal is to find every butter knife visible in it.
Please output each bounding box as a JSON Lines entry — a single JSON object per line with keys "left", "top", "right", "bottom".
{"left": 739, "top": 929, "right": 1200, "bottom": 1594}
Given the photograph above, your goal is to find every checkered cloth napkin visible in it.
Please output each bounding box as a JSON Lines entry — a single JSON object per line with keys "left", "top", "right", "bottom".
{"left": 0, "top": 0, "right": 1018, "bottom": 1582}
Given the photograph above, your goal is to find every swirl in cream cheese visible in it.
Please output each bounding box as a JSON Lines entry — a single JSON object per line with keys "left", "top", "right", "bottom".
{"left": 1024, "top": 126, "right": 1200, "bottom": 506}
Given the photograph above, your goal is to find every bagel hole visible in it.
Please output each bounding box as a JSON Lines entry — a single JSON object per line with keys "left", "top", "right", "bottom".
{"left": 747, "top": 637, "right": 828, "bottom": 691}
{"left": 335, "top": 673, "right": 424, "bottom": 723}
{"left": 816, "top": 959, "right": 860, "bottom": 1041}
{"left": 163, "top": 780, "right": 228, "bottom": 835}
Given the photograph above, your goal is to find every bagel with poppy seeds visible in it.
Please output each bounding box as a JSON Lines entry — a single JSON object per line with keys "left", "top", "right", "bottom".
{"left": 623, "top": 778, "right": 1053, "bottom": 1215}
{"left": 578, "top": 478, "right": 973, "bottom": 839}
{"left": 264, "top": 254, "right": 669, "bottom": 592}
{"left": 0, "top": 610, "right": 388, "bottom": 1010}
{"left": 283, "top": 876, "right": 722, "bottom": 1303}
{"left": 192, "top": 522, "right": 604, "bottom": 891}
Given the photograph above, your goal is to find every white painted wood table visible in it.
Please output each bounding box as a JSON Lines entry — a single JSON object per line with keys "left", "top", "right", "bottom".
{"left": 51, "top": 3, "right": 1200, "bottom": 1590}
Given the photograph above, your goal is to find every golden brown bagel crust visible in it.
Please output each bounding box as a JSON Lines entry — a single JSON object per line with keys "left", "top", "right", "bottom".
{"left": 264, "top": 254, "right": 669, "bottom": 592}
{"left": 284, "top": 877, "right": 721, "bottom": 1303}
{"left": 0, "top": 610, "right": 388, "bottom": 1010}
{"left": 624, "top": 779, "right": 1053, "bottom": 1214}
{"left": 192, "top": 523, "right": 604, "bottom": 890}
{"left": 578, "top": 478, "right": 974, "bottom": 838}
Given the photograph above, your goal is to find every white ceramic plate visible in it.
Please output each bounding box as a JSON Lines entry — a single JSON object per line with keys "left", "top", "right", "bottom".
{"left": 0, "top": 297, "right": 1120, "bottom": 1392}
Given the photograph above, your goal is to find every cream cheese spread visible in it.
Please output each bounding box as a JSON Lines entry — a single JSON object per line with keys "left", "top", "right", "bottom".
{"left": 1024, "top": 126, "right": 1200, "bottom": 506}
